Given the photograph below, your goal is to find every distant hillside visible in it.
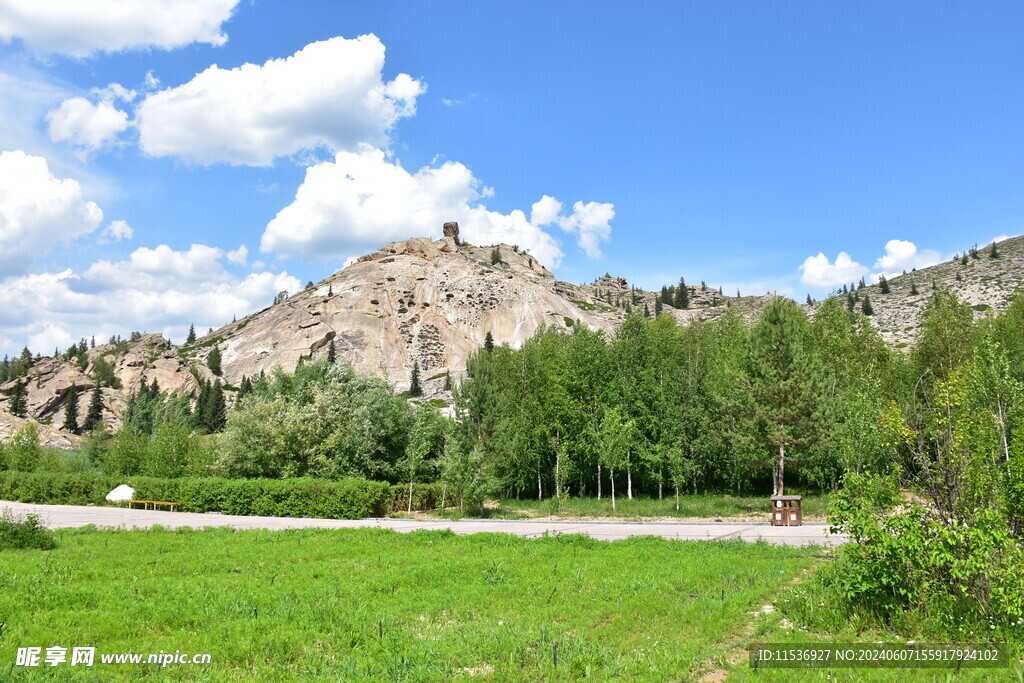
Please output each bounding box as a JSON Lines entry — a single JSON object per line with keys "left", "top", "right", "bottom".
{"left": 810, "top": 235, "right": 1024, "bottom": 347}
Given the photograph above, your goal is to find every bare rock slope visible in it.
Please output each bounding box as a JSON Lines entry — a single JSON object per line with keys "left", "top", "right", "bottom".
{"left": 811, "top": 236, "right": 1024, "bottom": 347}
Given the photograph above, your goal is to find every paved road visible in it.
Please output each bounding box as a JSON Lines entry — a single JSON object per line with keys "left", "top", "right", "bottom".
{"left": 1, "top": 501, "right": 845, "bottom": 547}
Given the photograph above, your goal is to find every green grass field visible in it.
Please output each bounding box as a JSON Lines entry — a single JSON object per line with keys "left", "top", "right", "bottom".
{"left": 417, "top": 493, "right": 831, "bottom": 521}
{"left": 2, "top": 525, "right": 1018, "bottom": 681}
{"left": 0, "top": 526, "right": 818, "bottom": 681}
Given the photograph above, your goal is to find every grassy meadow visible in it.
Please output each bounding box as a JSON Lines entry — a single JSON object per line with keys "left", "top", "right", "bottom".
{"left": 0, "top": 526, "right": 819, "bottom": 681}
{"left": 1, "top": 524, "right": 1020, "bottom": 680}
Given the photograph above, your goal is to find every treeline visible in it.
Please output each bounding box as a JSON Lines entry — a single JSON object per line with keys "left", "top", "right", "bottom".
{"left": 454, "top": 296, "right": 907, "bottom": 504}
{"left": 4, "top": 289, "right": 1024, "bottom": 524}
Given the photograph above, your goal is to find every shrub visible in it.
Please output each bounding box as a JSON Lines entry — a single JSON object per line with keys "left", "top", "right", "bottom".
{"left": 8, "top": 422, "right": 42, "bottom": 472}
{"left": 826, "top": 472, "right": 1024, "bottom": 630}
{"left": 0, "top": 510, "right": 57, "bottom": 550}
{"left": 0, "top": 472, "right": 442, "bottom": 519}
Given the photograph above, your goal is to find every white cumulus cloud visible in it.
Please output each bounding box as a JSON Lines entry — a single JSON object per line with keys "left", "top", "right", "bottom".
{"left": 555, "top": 201, "right": 615, "bottom": 258}
{"left": 135, "top": 35, "right": 425, "bottom": 166}
{"left": 798, "top": 251, "right": 868, "bottom": 288}
{"left": 260, "top": 147, "right": 615, "bottom": 269}
{"left": 101, "top": 219, "right": 133, "bottom": 242}
{"left": 872, "top": 239, "right": 942, "bottom": 278}
{"left": 226, "top": 245, "right": 249, "bottom": 266}
{"left": 0, "top": 245, "right": 300, "bottom": 354}
{"left": 530, "top": 195, "right": 562, "bottom": 226}
{"left": 0, "top": 0, "right": 241, "bottom": 58}
{"left": 0, "top": 150, "right": 104, "bottom": 275}
{"left": 46, "top": 96, "right": 130, "bottom": 151}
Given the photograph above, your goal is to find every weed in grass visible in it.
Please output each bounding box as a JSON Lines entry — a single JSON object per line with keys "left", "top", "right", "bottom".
{"left": 0, "top": 509, "right": 57, "bottom": 550}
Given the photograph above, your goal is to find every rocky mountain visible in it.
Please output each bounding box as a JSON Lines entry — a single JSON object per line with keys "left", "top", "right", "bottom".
{"left": 811, "top": 236, "right": 1024, "bottom": 347}
{"left": 8, "top": 224, "right": 1016, "bottom": 441}
{"left": 2, "top": 223, "right": 728, "bottom": 433}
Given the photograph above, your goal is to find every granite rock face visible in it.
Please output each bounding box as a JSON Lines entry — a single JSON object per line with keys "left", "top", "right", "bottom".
{"left": 205, "top": 237, "right": 617, "bottom": 392}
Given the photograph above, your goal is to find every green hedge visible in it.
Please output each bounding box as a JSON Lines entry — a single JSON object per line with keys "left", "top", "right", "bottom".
{"left": 0, "top": 472, "right": 443, "bottom": 519}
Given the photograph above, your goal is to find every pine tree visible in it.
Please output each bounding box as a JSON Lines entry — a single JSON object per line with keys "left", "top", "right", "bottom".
{"left": 90, "top": 336, "right": 95, "bottom": 348}
{"left": 409, "top": 362, "right": 423, "bottom": 397}
{"left": 193, "top": 380, "right": 211, "bottom": 429}
{"left": 991, "top": 242, "right": 1000, "bottom": 259}
{"left": 443, "top": 371, "right": 452, "bottom": 391}
{"left": 736, "top": 289, "right": 741, "bottom": 297}
{"left": 207, "top": 380, "right": 227, "bottom": 431}
{"left": 674, "top": 277, "right": 690, "bottom": 308}
{"left": 842, "top": 284, "right": 848, "bottom": 294}
{"left": 83, "top": 385, "right": 103, "bottom": 432}
{"left": 207, "top": 345, "right": 222, "bottom": 375}
{"left": 911, "top": 281, "right": 920, "bottom": 295}
{"left": 806, "top": 294, "right": 813, "bottom": 305}
{"left": 237, "top": 375, "right": 253, "bottom": 400}
{"left": 328, "top": 285, "right": 333, "bottom": 296}
{"left": 654, "top": 297, "right": 663, "bottom": 316}
{"left": 846, "top": 292, "right": 855, "bottom": 311}
{"left": 306, "top": 280, "right": 314, "bottom": 288}
{"left": 327, "top": 340, "right": 336, "bottom": 364}
{"left": 62, "top": 384, "right": 79, "bottom": 433}
{"left": 186, "top": 324, "right": 196, "bottom": 344}
{"left": 748, "top": 298, "right": 819, "bottom": 496}
{"left": 862, "top": 295, "right": 874, "bottom": 316}
{"left": 8, "top": 380, "right": 27, "bottom": 418}
{"left": 484, "top": 331, "right": 494, "bottom": 352}
{"left": 879, "top": 274, "right": 890, "bottom": 294}
{"left": 18, "top": 346, "right": 32, "bottom": 372}
{"left": 858, "top": 277, "right": 866, "bottom": 289}
{"left": 960, "top": 253, "right": 969, "bottom": 265}
{"left": 490, "top": 247, "right": 501, "bottom": 265}
{"left": 719, "top": 285, "right": 724, "bottom": 295}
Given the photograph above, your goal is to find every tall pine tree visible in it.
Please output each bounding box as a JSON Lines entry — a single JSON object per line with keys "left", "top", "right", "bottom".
{"left": 8, "top": 380, "right": 27, "bottom": 418}
{"left": 409, "top": 362, "right": 423, "bottom": 397}
{"left": 62, "top": 384, "right": 79, "bottom": 433}
{"left": 83, "top": 385, "right": 104, "bottom": 432}
{"left": 674, "top": 277, "right": 690, "bottom": 309}
{"left": 747, "top": 298, "right": 819, "bottom": 496}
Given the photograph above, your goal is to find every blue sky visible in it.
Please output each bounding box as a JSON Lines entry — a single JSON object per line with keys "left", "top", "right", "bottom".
{"left": 0, "top": 1, "right": 1022, "bottom": 355}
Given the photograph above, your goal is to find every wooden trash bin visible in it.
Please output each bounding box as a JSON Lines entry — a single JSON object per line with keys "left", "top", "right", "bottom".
{"left": 770, "top": 495, "right": 802, "bottom": 526}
